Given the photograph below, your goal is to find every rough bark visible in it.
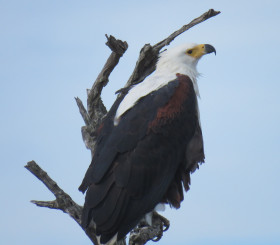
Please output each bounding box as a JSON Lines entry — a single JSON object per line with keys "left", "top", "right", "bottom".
{"left": 25, "top": 161, "right": 99, "bottom": 245}
{"left": 25, "top": 9, "right": 220, "bottom": 245}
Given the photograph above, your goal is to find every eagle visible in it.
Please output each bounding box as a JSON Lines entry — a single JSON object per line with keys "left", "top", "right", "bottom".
{"left": 79, "top": 43, "right": 216, "bottom": 244}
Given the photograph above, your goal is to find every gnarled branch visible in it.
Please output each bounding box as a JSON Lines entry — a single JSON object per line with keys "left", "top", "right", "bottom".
{"left": 87, "top": 35, "right": 128, "bottom": 124}
{"left": 25, "top": 161, "right": 98, "bottom": 245}
{"left": 76, "top": 35, "right": 128, "bottom": 153}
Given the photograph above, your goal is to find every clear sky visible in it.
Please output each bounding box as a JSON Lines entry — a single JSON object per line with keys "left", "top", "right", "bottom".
{"left": 1, "top": 0, "right": 280, "bottom": 244}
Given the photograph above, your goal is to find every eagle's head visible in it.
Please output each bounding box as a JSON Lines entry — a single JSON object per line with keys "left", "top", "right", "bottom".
{"left": 154, "top": 43, "right": 216, "bottom": 97}
{"left": 114, "top": 43, "right": 216, "bottom": 123}
{"left": 156, "top": 43, "right": 216, "bottom": 74}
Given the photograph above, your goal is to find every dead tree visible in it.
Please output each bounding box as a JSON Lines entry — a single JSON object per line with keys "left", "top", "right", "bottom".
{"left": 25, "top": 9, "right": 220, "bottom": 245}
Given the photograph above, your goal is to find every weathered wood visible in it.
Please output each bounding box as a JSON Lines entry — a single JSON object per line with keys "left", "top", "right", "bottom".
{"left": 25, "top": 161, "right": 98, "bottom": 245}
{"left": 87, "top": 35, "right": 128, "bottom": 124}
{"left": 75, "top": 97, "right": 90, "bottom": 126}
{"left": 77, "top": 35, "right": 128, "bottom": 154}
{"left": 154, "top": 9, "right": 220, "bottom": 51}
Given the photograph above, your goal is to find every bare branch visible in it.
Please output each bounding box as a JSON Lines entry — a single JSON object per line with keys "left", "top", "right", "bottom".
{"left": 77, "top": 35, "right": 128, "bottom": 154}
{"left": 31, "top": 200, "right": 58, "bottom": 209}
{"left": 87, "top": 35, "right": 128, "bottom": 126}
{"left": 124, "top": 9, "right": 220, "bottom": 89}
{"left": 154, "top": 9, "right": 221, "bottom": 50}
{"left": 123, "top": 44, "right": 158, "bottom": 92}
{"left": 25, "top": 161, "right": 98, "bottom": 245}
{"left": 25, "top": 161, "right": 66, "bottom": 198}
{"left": 81, "top": 125, "right": 97, "bottom": 150}
{"left": 75, "top": 97, "right": 90, "bottom": 126}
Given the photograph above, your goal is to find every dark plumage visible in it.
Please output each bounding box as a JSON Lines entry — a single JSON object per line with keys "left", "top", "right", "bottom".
{"left": 79, "top": 74, "right": 204, "bottom": 243}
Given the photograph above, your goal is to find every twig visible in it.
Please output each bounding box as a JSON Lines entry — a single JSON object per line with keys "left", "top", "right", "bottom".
{"left": 75, "top": 97, "right": 90, "bottom": 126}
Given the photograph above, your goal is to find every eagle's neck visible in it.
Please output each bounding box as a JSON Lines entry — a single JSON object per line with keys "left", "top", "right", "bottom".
{"left": 154, "top": 63, "right": 200, "bottom": 96}
{"left": 114, "top": 63, "right": 200, "bottom": 125}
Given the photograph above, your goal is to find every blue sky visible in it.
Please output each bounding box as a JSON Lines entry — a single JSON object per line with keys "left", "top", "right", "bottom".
{"left": 1, "top": 0, "right": 280, "bottom": 244}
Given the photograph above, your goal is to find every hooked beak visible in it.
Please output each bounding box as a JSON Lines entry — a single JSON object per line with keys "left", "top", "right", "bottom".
{"left": 204, "top": 44, "right": 216, "bottom": 55}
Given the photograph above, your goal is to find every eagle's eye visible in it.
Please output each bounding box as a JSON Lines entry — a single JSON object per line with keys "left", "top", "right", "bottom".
{"left": 187, "top": 50, "right": 193, "bottom": 54}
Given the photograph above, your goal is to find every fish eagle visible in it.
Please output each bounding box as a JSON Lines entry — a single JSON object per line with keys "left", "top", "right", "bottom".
{"left": 79, "top": 43, "right": 216, "bottom": 244}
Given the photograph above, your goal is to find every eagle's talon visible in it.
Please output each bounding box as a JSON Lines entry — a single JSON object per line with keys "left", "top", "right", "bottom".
{"left": 153, "top": 211, "right": 170, "bottom": 232}
{"left": 151, "top": 233, "right": 163, "bottom": 242}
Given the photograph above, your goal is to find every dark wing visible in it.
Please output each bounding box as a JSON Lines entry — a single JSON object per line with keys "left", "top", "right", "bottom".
{"left": 79, "top": 79, "right": 179, "bottom": 191}
{"left": 79, "top": 74, "right": 202, "bottom": 243}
